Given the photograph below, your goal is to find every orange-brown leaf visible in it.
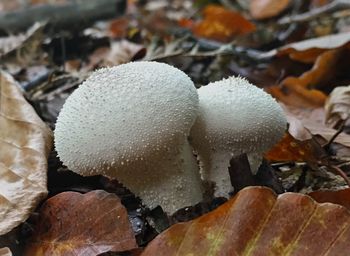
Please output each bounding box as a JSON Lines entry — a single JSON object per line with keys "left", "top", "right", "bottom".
{"left": 24, "top": 190, "right": 137, "bottom": 256}
{"left": 141, "top": 187, "right": 350, "bottom": 255}
{"left": 309, "top": 188, "right": 350, "bottom": 211}
{"left": 193, "top": 5, "right": 256, "bottom": 42}
{"left": 250, "top": 0, "right": 290, "bottom": 20}
{"left": 265, "top": 132, "right": 326, "bottom": 163}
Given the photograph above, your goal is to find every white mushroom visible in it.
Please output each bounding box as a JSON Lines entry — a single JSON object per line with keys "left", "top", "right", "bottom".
{"left": 54, "top": 61, "right": 203, "bottom": 214}
{"left": 190, "top": 77, "right": 287, "bottom": 198}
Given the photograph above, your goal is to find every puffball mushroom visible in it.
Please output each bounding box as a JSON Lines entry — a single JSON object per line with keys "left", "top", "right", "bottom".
{"left": 54, "top": 61, "right": 203, "bottom": 214}
{"left": 190, "top": 77, "right": 287, "bottom": 198}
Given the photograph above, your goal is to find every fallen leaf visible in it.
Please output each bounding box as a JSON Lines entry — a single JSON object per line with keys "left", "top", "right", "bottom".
{"left": 142, "top": 186, "right": 350, "bottom": 255}
{"left": 268, "top": 82, "right": 327, "bottom": 108}
{"left": 0, "top": 71, "right": 52, "bottom": 235}
{"left": 0, "top": 247, "right": 12, "bottom": 256}
{"left": 193, "top": 5, "right": 256, "bottom": 42}
{"left": 265, "top": 131, "right": 326, "bottom": 163}
{"left": 84, "top": 40, "right": 145, "bottom": 71}
{"left": 0, "top": 22, "right": 44, "bottom": 59}
{"left": 309, "top": 188, "right": 350, "bottom": 211}
{"left": 250, "top": 0, "right": 291, "bottom": 20}
{"left": 267, "top": 49, "right": 341, "bottom": 108}
{"left": 283, "top": 104, "right": 350, "bottom": 148}
{"left": 261, "top": 32, "right": 350, "bottom": 58}
{"left": 24, "top": 190, "right": 137, "bottom": 256}
{"left": 325, "top": 85, "right": 350, "bottom": 127}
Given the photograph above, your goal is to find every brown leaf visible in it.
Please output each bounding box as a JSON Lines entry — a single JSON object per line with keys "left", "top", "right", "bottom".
{"left": 283, "top": 104, "right": 350, "bottom": 148}
{"left": 267, "top": 49, "right": 341, "bottom": 108}
{"left": 250, "top": 0, "right": 291, "bottom": 20}
{"left": 309, "top": 188, "right": 350, "bottom": 211}
{"left": 262, "top": 32, "right": 350, "bottom": 58}
{"left": 265, "top": 131, "right": 326, "bottom": 163}
{"left": 193, "top": 5, "right": 256, "bottom": 42}
{"left": 141, "top": 186, "right": 350, "bottom": 255}
{"left": 0, "top": 247, "right": 12, "bottom": 256}
{"left": 325, "top": 85, "right": 350, "bottom": 127}
{"left": 24, "top": 190, "right": 137, "bottom": 256}
{"left": 0, "top": 71, "right": 52, "bottom": 235}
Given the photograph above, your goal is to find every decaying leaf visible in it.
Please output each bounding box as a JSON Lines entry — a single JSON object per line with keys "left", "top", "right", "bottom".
{"left": 142, "top": 186, "right": 350, "bottom": 255}
{"left": 325, "top": 85, "right": 350, "bottom": 127}
{"left": 0, "top": 71, "right": 52, "bottom": 235}
{"left": 0, "top": 22, "right": 44, "bottom": 59}
{"left": 24, "top": 190, "right": 138, "bottom": 256}
{"left": 0, "top": 247, "right": 12, "bottom": 256}
{"left": 262, "top": 32, "right": 350, "bottom": 58}
{"left": 250, "top": 0, "right": 291, "bottom": 20}
{"left": 193, "top": 5, "right": 256, "bottom": 42}
{"left": 265, "top": 131, "right": 326, "bottom": 163}
{"left": 309, "top": 188, "right": 350, "bottom": 211}
{"left": 267, "top": 49, "right": 342, "bottom": 108}
{"left": 283, "top": 104, "right": 350, "bottom": 148}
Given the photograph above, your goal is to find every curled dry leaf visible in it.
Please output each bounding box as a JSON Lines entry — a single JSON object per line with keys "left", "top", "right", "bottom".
{"left": 250, "top": 0, "right": 290, "bottom": 20}
{"left": 0, "top": 71, "right": 52, "bottom": 235}
{"left": 261, "top": 32, "right": 350, "bottom": 58}
{"left": 0, "top": 247, "right": 12, "bottom": 256}
{"left": 267, "top": 49, "right": 342, "bottom": 108}
{"left": 193, "top": 5, "right": 256, "bottom": 42}
{"left": 24, "top": 190, "right": 138, "bottom": 256}
{"left": 142, "top": 186, "right": 350, "bottom": 256}
{"left": 325, "top": 85, "right": 350, "bottom": 127}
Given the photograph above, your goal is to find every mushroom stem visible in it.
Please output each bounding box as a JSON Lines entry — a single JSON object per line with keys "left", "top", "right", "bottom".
{"left": 114, "top": 139, "right": 203, "bottom": 214}
{"left": 198, "top": 151, "right": 264, "bottom": 198}
{"left": 197, "top": 151, "right": 234, "bottom": 198}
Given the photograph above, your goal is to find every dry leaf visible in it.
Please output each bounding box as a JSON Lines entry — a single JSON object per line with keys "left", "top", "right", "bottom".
{"left": 0, "top": 71, "right": 52, "bottom": 235}
{"left": 267, "top": 49, "right": 341, "bottom": 108}
{"left": 193, "top": 5, "right": 256, "bottom": 42}
{"left": 0, "top": 247, "right": 12, "bottom": 256}
{"left": 261, "top": 32, "right": 350, "bottom": 58}
{"left": 0, "top": 22, "right": 45, "bottom": 62}
{"left": 325, "top": 85, "right": 350, "bottom": 127}
{"left": 250, "top": 0, "right": 290, "bottom": 20}
{"left": 283, "top": 104, "right": 350, "bottom": 148}
{"left": 142, "top": 186, "right": 350, "bottom": 255}
{"left": 84, "top": 40, "right": 145, "bottom": 71}
{"left": 24, "top": 190, "right": 138, "bottom": 256}
{"left": 309, "top": 188, "right": 350, "bottom": 211}
{"left": 265, "top": 131, "right": 326, "bottom": 163}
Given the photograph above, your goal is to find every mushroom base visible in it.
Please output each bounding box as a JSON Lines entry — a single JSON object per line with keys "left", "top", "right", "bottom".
{"left": 198, "top": 151, "right": 263, "bottom": 198}
{"left": 111, "top": 141, "right": 203, "bottom": 214}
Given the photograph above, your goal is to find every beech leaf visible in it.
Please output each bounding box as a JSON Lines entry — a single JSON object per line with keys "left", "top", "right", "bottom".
{"left": 250, "top": 0, "right": 291, "bottom": 20}
{"left": 325, "top": 85, "right": 350, "bottom": 127}
{"left": 142, "top": 186, "right": 350, "bottom": 256}
{"left": 24, "top": 190, "right": 138, "bottom": 256}
{"left": 0, "top": 71, "right": 52, "bottom": 235}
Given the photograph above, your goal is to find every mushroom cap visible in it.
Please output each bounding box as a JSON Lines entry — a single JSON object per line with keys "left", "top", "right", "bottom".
{"left": 54, "top": 61, "right": 198, "bottom": 176}
{"left": 190, "top": 76, "right": 287, "bottom": 156}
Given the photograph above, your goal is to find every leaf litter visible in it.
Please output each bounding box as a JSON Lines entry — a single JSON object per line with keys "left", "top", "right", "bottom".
{"left": 2, "top": 0, "right": 350, "bottom": 255}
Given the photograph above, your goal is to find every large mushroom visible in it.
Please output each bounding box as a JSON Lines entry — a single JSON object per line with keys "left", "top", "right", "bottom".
{"left": 54, "top": 61, "right": 203, "bottom": 214}
{"left": 190, "top": 77, "right": 287, "bottom": 198}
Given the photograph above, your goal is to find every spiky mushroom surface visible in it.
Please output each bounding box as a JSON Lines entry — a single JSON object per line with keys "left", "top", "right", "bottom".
{"left": 190, "top": 77, "right": 287, "bottom": 197}
{"left": 55, "top": 61, "right": 203, "bottom": 214}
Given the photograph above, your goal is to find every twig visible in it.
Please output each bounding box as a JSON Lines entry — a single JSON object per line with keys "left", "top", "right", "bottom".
{"left": 323, "top": 119, "right": 346, "bottom": 149}
{"left": 278, "top": 0, "right": 350, "bottom": 25}
{"left": 0, "top": 0, "right": 126, "bottom": 33}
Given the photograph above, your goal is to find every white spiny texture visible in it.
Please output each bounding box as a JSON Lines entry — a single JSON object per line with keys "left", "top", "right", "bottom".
{"left": 55, "top": 61, "right": 203, "bottom": 213}
{"left": 190, "top": 77, "right": 287, "bottom": 197}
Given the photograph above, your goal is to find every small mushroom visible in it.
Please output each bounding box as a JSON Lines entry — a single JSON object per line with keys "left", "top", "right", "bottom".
{"left": 190, "top": 77, "right": 287, "bottom": 197}
{"left": 54, "top": 61, "right": 203, "bottom": 214}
